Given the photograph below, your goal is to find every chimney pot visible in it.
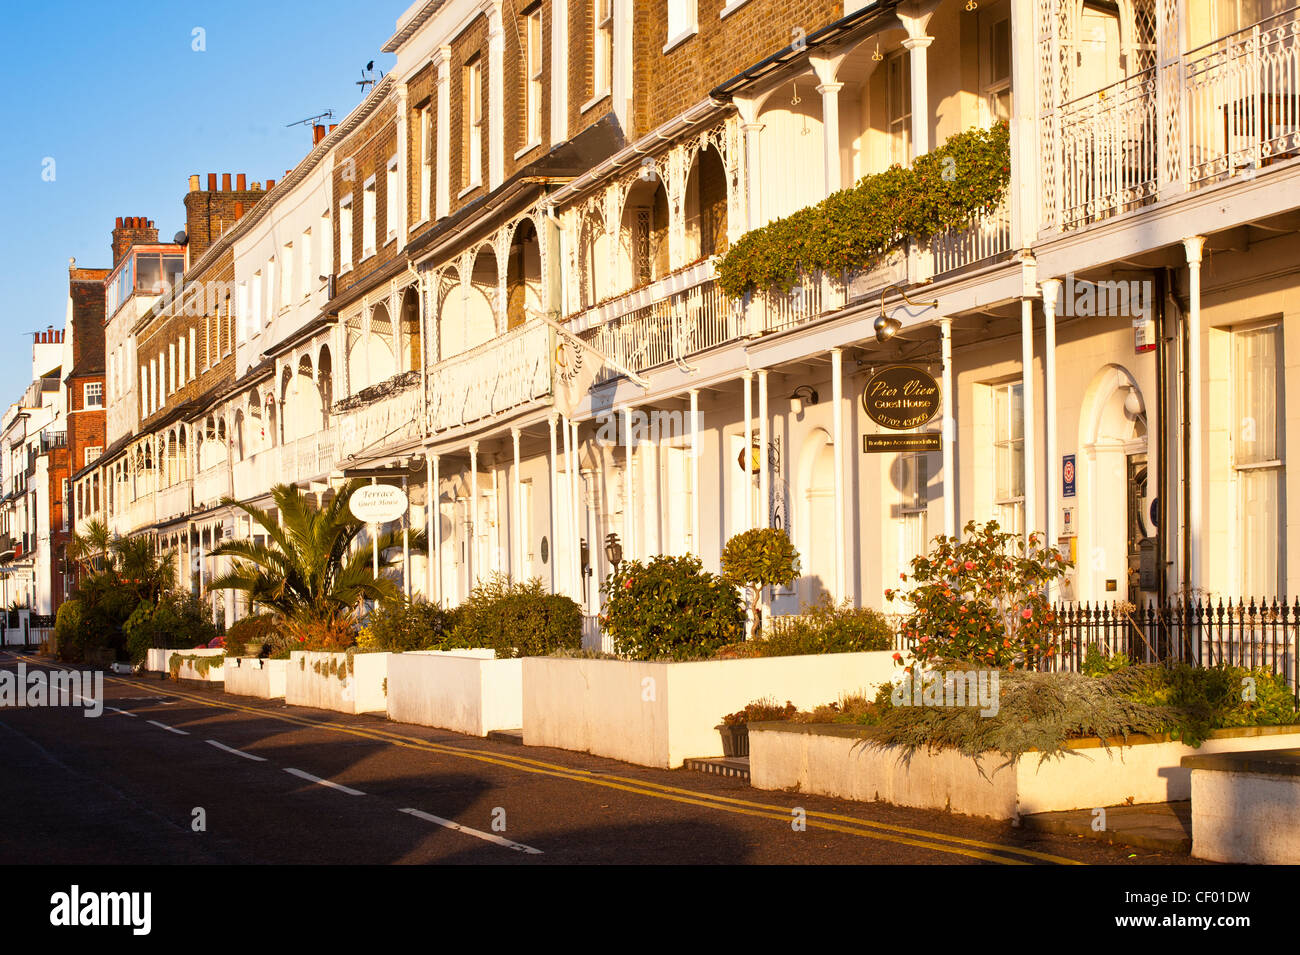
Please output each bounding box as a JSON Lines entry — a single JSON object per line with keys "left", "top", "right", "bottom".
{"left": 236, "top": 173, "right": 247, "bottom": 190}
{"left": 329, "top": 124, "right": 338, "bottom": 134}
{"left": 222, "top": 173, "right": 232, "bottom": 191}
{"left": 115, "top": 217, "right": 123, "bottom": 228}
{"left": 207, "top": 173, "right": 217, "bottom": 191}
{"left": 313, "top": 124, "right": 326, "bottom": 145}
{"left": 189, "top": 174, "right": 200, "bottom": 192}
{"left": 266, "top": 179, "right": 276, "bottom": 189}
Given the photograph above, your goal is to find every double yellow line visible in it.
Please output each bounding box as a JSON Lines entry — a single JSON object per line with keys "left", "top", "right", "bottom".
{"left": 72, "top": 663, "right": 1083, "bottom": 866}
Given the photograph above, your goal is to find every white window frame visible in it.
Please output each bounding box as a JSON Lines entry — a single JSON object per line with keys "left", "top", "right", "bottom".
{"left": 281, "top": 241, "right": 294, "bottom": 310}
{"left": 1231, "top": 319, "right": 1285, "bottom": 598}
{"left": 83, "top": 381, "right": 103, "bottom": 409}
{"left": 593, "top": 0, "right": 613, "bottom": 98}
{"left": 362, "top": 176, "right": 377, "bottom": 259}
{"left": 664, "top": 0, "right": 698, "bottom": 53}
{"left": 419, "top": 106, "right": 433, "bottom": 222}
{"left": 992, "top": 381, "right": 1025, "bottom": 539}
{"left": 84, "top": 446, "right": 102, "bottom": 466}
{"left": 339, "top": 194, "right": 354, "bottom": 273}
{"left": 386, "top": 157, "right": 399, "bottom": 242}
{"left": 301, "top": 228, "right": 313, "bottom": 299}
{"left": 464, "top": 58, "right": 484, "bottom": 190}
{"left": 886, "top": 49, "right": 912, "bottom": 165}
{"left": 320, "top": 209, "right": 332, "bottom": 277}
{"left": 523, "top": 6, "right": 544, "bottom": 148}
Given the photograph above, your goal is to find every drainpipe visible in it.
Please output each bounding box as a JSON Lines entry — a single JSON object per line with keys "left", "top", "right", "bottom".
{"left": 1182, "top": 237, "right": 1206, "bottom": 598}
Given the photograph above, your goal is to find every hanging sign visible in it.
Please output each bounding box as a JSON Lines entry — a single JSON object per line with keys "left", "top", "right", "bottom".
{"left": 863, "top": 433, "right": 941, "bottom": 453}
{"left": 861, "top": 365, "right": 942, "bottom": 431}
{"left": 349, "top": 484, "right": 408, "bottom": 524}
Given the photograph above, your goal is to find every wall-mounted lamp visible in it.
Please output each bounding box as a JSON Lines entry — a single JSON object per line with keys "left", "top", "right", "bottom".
{"left": 604, "top": 532, "right": 623, "bottom": 568}
{"left": 875, "top": 284, "right": 940, "bottom": 344}
{"left": 789, "top": 385, "right": 819, "bottom": 415}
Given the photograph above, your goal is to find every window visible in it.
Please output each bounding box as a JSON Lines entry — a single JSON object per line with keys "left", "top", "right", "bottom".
{"left": 252, "top": 271, "right": 264, "bottom": 329}
{"left": 301, "top": 228, "right": 313, "bottom": 297}
{"left": 266, "top": 257, "right": 277, "bottom": 323}
{"left": 189, "top": 329, "right": 196, "bottom": 378}
{"left": 83, "top": 382, "right": 103, "bottom": 408}
{"left": 666, "top": 0, "right": 696, "bottom": 46}
{"left": 419, "top": 106, "right": 433, "bottom": 221}
{"left": 225, "top": 295, "right": 234, "bottom": 355}
{"left": 1233, "top": 321, "right": 1285, "bottom": 598}
{"left": 523, "top": 6, "right": 543, "bottom": 145}
{"left": 363, "top": 176, "right": 377, "bottom": 257}
{"left": 992, "top": 382, "right": 1025, "bottom": 539}
{"left": 339, "top": 195, "right": 354, "bottom": 272}
{"left": 321, "top": 210, "right": 332, "bottom": 277}
{"left": 463, "top": 56, "right": 484, "bottom": 188}
{"left": 237, "top": 283, "right": 249, "bottom": 343}
{"left": 178, "top": 335, "right": 187, "bottom": 385}
{"left": 281, "top": 242, "right": 294, "bottom": 307}
{"left": 886, "top": 50, "right": 912, "bottom": 164}
{"left": 169, "top": 342, "right": 177, "bottom": 393}
{"left": 980, "top": 4, "right": 1013, "bottom": 124}
{"left": 593, "top": 0, "right": 613, "bottom": 97}
{"left": 897, "top": 454, "right": 928, "bottom": 582}
{"left": 386, "top": 157, "right": 398, "bottom": 241}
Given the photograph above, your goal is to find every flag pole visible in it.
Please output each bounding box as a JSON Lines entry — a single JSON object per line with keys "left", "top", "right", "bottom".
{"left": 537, "top": 313, "right": 651, "bottom": 389}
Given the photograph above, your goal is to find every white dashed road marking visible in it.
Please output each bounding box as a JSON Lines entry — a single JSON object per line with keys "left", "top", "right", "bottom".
{"left": 206, "top": 739, "right": 267, "bottom": 762}
{"left": 398, "top": 807, "right": 543, "bottom": 855}
{"left": 146, "top": 720, "right": 188, "bottom": 735}
{"left": 284, "top": 767, "right": 365, "bottom": 796}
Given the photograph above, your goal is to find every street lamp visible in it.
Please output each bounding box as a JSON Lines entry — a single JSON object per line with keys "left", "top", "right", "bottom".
{"left": 604, "top": 532, "right": 623, "bottom": 569}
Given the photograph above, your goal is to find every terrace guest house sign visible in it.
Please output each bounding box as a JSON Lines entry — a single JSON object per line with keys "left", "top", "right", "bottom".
{"left": 349, "top": 484, "right": 408, "bottom": 524}
{"left": 861, "top": 365, "right": 942, "bottom": 430}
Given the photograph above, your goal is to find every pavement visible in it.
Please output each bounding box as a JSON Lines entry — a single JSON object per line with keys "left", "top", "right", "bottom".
{"left": 0, "top": 651, "right": 1203, "bottom": 866}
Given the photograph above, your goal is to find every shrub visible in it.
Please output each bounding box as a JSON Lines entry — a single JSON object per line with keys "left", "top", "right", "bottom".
{"left": 124, "top": 595, "right": 218, "bottom": 665}
{"left": 1080, "top": 643, "right": 1131, "bottom": 677}
{"left": 1113, "top": 663, "right": 1300, "bottom": 741}
{"left": 720, "top": 528, "right": 800, "bottom": 637}
{"left": 223, "top": 614, "right": 283, "bottom": 658}
{"left": 885, "top": 520, "right": 1071, "bottom": 672}
{"left": 358, "top": 598, "right": 465, "bottom": 653}
{"left": 602, "top": 555, "right": 744, "bottom": 661}
{"left": 721, "top": 698, "right": 797, "bottom": 726}
{"left": 764, "top": 595, "right": 894, "bottom": 656}
{"left": 54, "top": 599, "right": 89, "bottom": 663}
{"left": 451, "top": 574, "right": 582, "bottom": 658}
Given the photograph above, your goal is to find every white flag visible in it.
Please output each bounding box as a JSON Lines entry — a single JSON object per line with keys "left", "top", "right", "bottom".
{"left": 553, "top": 337, "right": 600, "bottom": 418}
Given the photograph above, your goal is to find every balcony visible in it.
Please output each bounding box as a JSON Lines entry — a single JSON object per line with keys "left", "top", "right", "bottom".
{"left": 930, "top": 199, "right": 1013, "bottom": 276}
{"left": 232, "top": 430, "right": 339, "bottom": 499}
{"left": 1050, "top": 6, "right": 1300, "bottom": 232}
{"left": 193, "top": 464, "right": 228, "bottom": 510}
{"left": 155, "top": 481, "right": 192, "bottom": 523}
{"left": 426, "top": 320, "right": 551, "bottom": 434}
{"left": 581, "top": 269, "right": 739, "bottom": 383}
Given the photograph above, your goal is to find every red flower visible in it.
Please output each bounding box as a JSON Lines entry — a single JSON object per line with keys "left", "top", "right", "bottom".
{"left": 964, "top": 561, "right": 975, "bottom": 571}
{"left": 1021, "top": 608, "right": 1033, "bottom": 619}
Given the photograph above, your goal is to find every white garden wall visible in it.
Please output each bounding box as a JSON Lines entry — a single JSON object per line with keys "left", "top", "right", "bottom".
{"left": 386, "top": 650, "right": 522, "bottom": 736}
{"left": 522, "top": 651, "right": 897, "bottom": 768}
{"left": 750, "top": 722, "right": 1300, "bottom": 820}
{"left": 223, "top": 657, "right": 289, "bottom": 699}
{"left": 286, "top": 651, "right": 390, "bottom": 714}
{"left": 148, "top": 648, "right": 225, "bottom": 681}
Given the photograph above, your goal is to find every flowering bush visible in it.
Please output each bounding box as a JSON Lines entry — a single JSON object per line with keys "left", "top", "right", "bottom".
{"left": 884, "top": 520, "right": 1071, "bottom": 672}
{"left": 602, "top": 555, "right": 744, "bottom": 660}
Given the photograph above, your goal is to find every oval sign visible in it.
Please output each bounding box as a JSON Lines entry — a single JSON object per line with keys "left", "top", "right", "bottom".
{"left": 349, "top": 484, "right": 408, "bottom": 524}
{"left": 861, "top": 365, "right": 942, "bottom": 431}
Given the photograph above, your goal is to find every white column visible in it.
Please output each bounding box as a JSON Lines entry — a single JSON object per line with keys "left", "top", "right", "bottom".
{"left": 743, "top": 371, "right": 754, "bottom": 531}
{"left": 690, "top": 389, "right": 701, "bottom": 555}
{"left": 736, "top": 97, "right": 764, "bottom": 230}
{"left": 902, "top": 35, "right": 934, "bottom": 158}
{"left": 1041, "top": 279, "right": 1062, "bottom": 574}
{"left": 402, "top": 475, "right": 411, "bottom": 600}
{"left": 941, "top": 316, "right": 956, "bottom": 539}
{"left": 758, "top": 370, "right": 770, "bottom": 529}
{"left": 426, "top": 451, "right": 436, "bottom": 601}
{"left": 1184, "top": 236, "right": 1206, "bottom": 593}
{"left": 623, "top": 407, "right": 635, "bottom": 559}
{"left": 1021, "top": 296, "right": 1038, "bottom": 545}
{"left": 512, "top": 427, "right": 522, "bottom": 579}
{"left": 550, "top": 0, "right": 569, "bottom": 143}
{"left": 562, "top": 416, "right": 575, "bottom": 599}
{"left": 816, "top": 82, "right": 843, "bottom": 195}
{"left": 370, "top": 476, "right": 379, "bottom": 582}
{"left": 831, "top": 348, "right": 846, "bottom": 601}
{"left": 469, "top": 441, "right": 479, "bottom": 588}
{"left": 570, "top": 420, "right": 582, "bottom": 603}
{"left": 548, "top": 413, "right": 559, "bottom": 592}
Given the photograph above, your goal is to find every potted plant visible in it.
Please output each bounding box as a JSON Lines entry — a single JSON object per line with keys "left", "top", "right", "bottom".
{"left": 717, "top": 699, "right": 798, "bottom": 758}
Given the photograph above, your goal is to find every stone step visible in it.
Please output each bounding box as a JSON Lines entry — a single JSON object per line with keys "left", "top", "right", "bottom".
{"left": 486, "top": 728, "right": 524, "bottom": 746}
{"left": 1020, "top": 800, "right": 1191, "bottom": 853}
{"left": 682, "top": 756, "right": 750, "bottom": 781}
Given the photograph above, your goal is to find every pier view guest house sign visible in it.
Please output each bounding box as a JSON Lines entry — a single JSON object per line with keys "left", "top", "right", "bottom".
{"left": 861, "top": 365, "right": 942, "bottom": 430}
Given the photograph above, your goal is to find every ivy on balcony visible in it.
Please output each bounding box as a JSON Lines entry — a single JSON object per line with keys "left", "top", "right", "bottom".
{"left": 717, "top": 121, "right": 1010, "bottom": 298}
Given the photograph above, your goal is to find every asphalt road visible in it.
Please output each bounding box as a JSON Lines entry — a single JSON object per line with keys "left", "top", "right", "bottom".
{"left": 0, "top": 651, "right": 1197, "bottom": 866}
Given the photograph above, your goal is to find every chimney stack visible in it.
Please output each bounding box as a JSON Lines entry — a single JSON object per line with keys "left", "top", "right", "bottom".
{"left": 266, "top": 178, "right": 276, "bottom": 189}
{"left": 222, "top": 173, "right": 232, "bottom": 191}
{"left": 313, "top": 124, "right": 327, "bottom": 145}
{"left": 111, "top": 215, "right": 161, "bottom": 266}
{"left": 236, "top": 173, "right": 246, "bottom": 190}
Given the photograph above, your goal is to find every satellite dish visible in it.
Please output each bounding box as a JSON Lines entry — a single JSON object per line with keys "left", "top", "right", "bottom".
{"left": 173, "top": 230, "right": 188, "bottom": 245}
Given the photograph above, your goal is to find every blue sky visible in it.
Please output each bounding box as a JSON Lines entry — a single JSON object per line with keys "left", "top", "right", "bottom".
{"left": 0, "top": 0, "right": 408, "bottom": 388}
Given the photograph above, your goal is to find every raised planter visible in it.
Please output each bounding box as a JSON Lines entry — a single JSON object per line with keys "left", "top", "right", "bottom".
{"left": 223, "top": 657, "right": 289, "bottom": 699}
{"left": 750, "top": 721, "right": 1300, "bottom": 821}
{"left": 151, "top": 648, "right": 225, "bottom": 682}
{"left": 286, "top": 651, "right": 390, "bottom": 715}
{"left": 386, "top": 649, "right": 522, "bottom": 736}
{"left": 521, "top": 651, "right": 897, "bottom": 769}
{"left": 1184, "top": 749, "right": 1300, "bottom": 864}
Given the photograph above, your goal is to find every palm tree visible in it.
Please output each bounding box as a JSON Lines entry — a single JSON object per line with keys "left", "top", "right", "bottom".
{"left": 67, "top": 518, "right": 112, "bottom": 575}
{"left": 207, "top": 480, "right": 426, "bottom": 643}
